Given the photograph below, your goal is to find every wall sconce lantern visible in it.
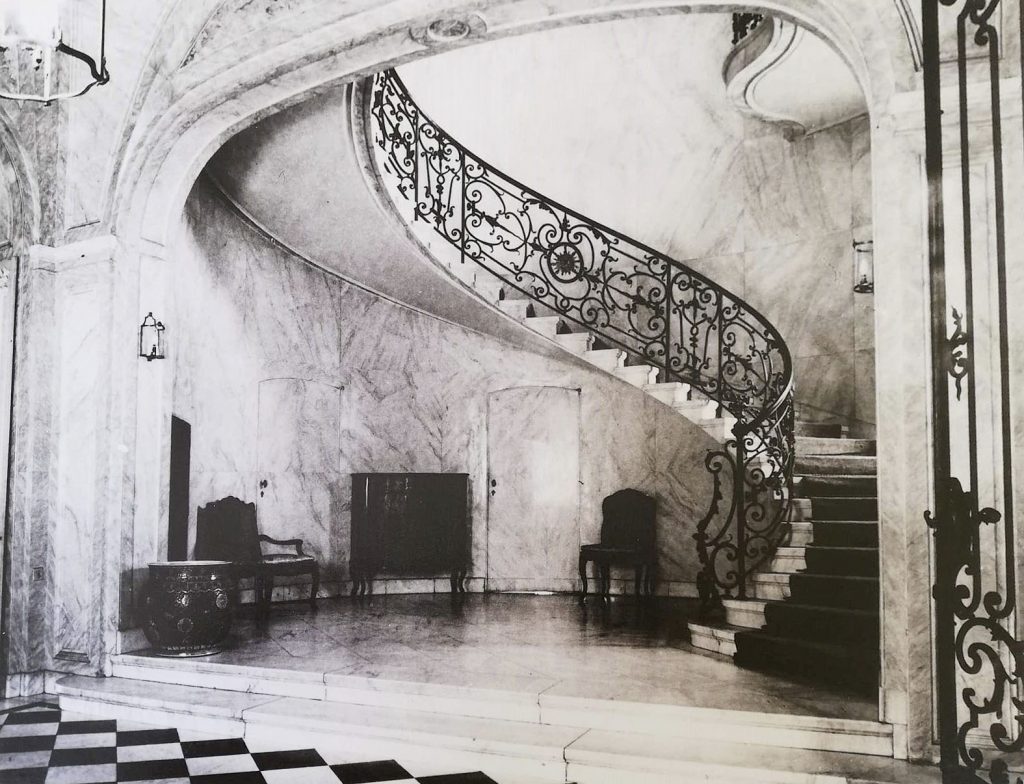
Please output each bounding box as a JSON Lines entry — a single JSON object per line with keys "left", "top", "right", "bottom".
{"left": 139, "top": 313, "right": 165, "bottom": 361}
{"left": 853, "top": 239, "right": 874, "bottom": 294}
{"left": 0, "top": 0, "right": 109, "bottom": 103}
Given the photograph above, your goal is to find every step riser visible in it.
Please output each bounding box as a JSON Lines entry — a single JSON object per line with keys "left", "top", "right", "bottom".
{"left": 795, "top": 437, "right": 876, "bottom": 457}
{"left": 811, "top": 497, "right": 878, "bottom": 521}
{"left": 613, "top": 365, "right": 659, "bottom": 387}
{"left": 804, "top": 548, "right": 879, "bottom": 578}
{"left": 770, "top": 548, "right": 807, "bottom": 574}
{"left": 553, "top": 333, "right": 593, "bottom": 355}
{"left": 795, "top": 456, "right": 877, "bottom": 474}
{"left": 59, "top": 671, "right": 894, "bottom": 767}
{"left": 763, "top": 607, "right": 879, "bottom": 646}
{"left": 733, "top": 638, "right": 878, "bottom": 695}
{"left": 811, "top": 522, "right": 879, "bottom": 548}
{"left": 58, "top": 692, "right": 245, "bottom": 737}
{"left": 788, "top": 576, "right": 879, "bottom": 611}
{"left": 796, "top": 477, "right": 877, "bottom": 498}
{"left": 582, "top": 348, "right": 627, "bottom": 372}
{"left": 688, "top": 624, "right": 738, "bottom": 656}
{"left": 752, "top": 580, "right": 791, "bottom": 602}
{"left": 794, "top": 423, "right": 843, "bottom": 438}
{"left": 724, "top": 603, "right": 766, "bottom": 629}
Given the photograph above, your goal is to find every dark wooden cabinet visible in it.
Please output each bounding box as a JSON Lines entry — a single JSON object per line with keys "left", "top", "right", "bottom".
{"left": 350, "top": 473, "right": 469, "bottom": 594}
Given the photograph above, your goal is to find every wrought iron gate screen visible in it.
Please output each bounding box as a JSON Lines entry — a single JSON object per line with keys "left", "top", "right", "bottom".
{"left": 922, "top": 1, "right": 1023, "bottom": 781}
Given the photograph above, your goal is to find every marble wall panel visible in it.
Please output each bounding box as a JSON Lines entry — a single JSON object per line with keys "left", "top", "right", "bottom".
{"left": 748, "top": 231, "right": 856, "bottom": 360}
{"left": 742, "top": 126, "right": 854, "bottom": 252}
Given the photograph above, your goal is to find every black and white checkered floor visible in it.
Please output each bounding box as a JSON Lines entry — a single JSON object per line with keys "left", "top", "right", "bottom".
{"left": 0, "top": 703, "right": 498, "bottom": 784}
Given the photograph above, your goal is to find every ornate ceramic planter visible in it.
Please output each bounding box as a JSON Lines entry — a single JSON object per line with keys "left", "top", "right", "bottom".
{"left": 143, "top": 561, "right": 235, "bottom": 656}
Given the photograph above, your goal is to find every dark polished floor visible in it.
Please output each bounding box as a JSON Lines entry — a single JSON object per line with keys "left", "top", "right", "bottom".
{"left": 175, "top": 593, "right": 878, "bottom": 721}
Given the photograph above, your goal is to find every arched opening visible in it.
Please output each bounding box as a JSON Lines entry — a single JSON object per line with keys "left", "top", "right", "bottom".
{"left": 4, "top": 0, "right": 932, "bottom": 773}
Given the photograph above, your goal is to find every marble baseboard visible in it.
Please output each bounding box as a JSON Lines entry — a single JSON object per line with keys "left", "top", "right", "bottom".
{"left": 235, "top": 577, "right": 489, "bottom": 604}
{"left": 5, "top": 670, "right": 46, "bottom": 698}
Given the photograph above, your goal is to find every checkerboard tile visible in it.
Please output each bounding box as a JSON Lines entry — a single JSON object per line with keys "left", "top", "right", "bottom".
{"left": 0, "top": 704, "right": 499, "bottom": 784}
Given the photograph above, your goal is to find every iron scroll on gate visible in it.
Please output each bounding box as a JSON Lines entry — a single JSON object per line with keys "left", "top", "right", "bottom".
{"left": 922, "top": 0, "right": 1023, "bottom": 781}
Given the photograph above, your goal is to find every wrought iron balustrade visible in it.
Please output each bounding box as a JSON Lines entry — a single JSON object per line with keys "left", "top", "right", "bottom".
{"left": 368, "top": 68, "right": 794, "bottom": 599}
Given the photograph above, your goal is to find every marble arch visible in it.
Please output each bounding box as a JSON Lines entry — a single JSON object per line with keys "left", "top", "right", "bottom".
{"left": 95, "top": 0, "right": 932, "bottom": 760}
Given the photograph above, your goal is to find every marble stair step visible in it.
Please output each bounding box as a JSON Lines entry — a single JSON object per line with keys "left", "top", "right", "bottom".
{"left": 722, "top": 598, "right": 767, "bottom": 629}
{"left": 810, "top": 521, "right": 879, "bottom": 548}
{"left": 763, "top": 602, "right": 879, "bottom": 647}
{"left": 751, "top": 573, "right": 792, "bottom": 602}
{"left": 642, "top": 381, "right": 690, "bottom": 407}
{"left": 795, "top": 475, "right": 878, "bottom": 498}
{"left": 733, "top": 630, "right": 879, "bottom": 695}
{"left": 687, "top": 621, "right": 741, "bottom": 657}
{"left": 795, "top": 453, "right": 877, "bottom": 474}
{"left": 770, "top": 546, "right": 807, "bottom": 574}
{"left": 794, "top": 422, "right": 844, "bottom": 438}
{"left": 699, "top": 416, "right": 738, "bottom": 441}
{"left": 612, "top": 364, "right": 659, "bottom": 387}
{"left": 522, "top": 315, "right": 563, "bottom": 339}
{"left": 787, "top": 574, "right": 879, "bottom": 611}
{"left": 497, "top": 298, "right": 534, "bottom": 320}
{"left": 810, "top": 496, "right": 878, "bottom": 521}
{"left": 76, "top": 664, "right": 895, "bottom": 761}
{"left": 795, "top": 436, "right": 876, "bottom": 456}
{"left": 789, "top": 522, "right": 813, "bottom": 546}
{"left": 553, "top": 331, "right": 594, "bottom": 355}
{"left": 804, "top": 545, "right": 879, "bottom": 578}
{"left": 670, "top": 398, "right": 716, "bottom": 420}
{"left": 582, "top": 347, "right": 627, "bottom": 372}
{"left": 565, "top": 729, "right": 927, "bottom": 784}
{"left": 472, "top": 271, "right": 506, "bottom": 303}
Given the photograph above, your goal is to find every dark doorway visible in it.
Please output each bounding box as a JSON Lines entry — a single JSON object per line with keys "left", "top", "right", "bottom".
{"left": 168, "top": 416, "right": 191, "bottom": 561}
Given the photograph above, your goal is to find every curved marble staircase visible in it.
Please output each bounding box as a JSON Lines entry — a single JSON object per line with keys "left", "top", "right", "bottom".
{"left": 363, "top": 69, "right": 879, "bottom": 696}
{"left": 494, "top": 292, "right": 736, "bottom": 441}
{"left": 689, "top": 422, "right": 880, "bottom": 694}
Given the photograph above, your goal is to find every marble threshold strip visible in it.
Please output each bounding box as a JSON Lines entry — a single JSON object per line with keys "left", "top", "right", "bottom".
{"left": 54, "top": 670, "right": 937, "bottom": 784}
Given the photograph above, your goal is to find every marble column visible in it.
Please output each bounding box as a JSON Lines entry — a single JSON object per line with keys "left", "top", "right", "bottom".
{"left": 870, "top": 99, "right": 933, "bottom": 762}
{"left": 4, "top": 236, "right": 128, "bottom": 693}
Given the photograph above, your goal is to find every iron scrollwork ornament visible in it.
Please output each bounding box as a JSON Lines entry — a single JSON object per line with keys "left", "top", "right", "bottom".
{"left": 369, "top": 68, "right": 795, "bottom": 603}
{"left": 949, "top": 308, "right": 970, "bottom": 401}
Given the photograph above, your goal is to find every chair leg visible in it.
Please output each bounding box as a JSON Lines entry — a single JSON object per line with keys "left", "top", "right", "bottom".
{"left": 634, "top": 566, "right": 642, "bottom": 598}
{"left": 309, "top": 565, "right": 320, "bottom": 611}
{"left": 600, "top": 564, "right": 611, "bottom": 599}
{"left": 578, "top": 554, "right": 588, "bottom": 600}
{"left": 261, "top": 575, "right": 274, "bottom": 624}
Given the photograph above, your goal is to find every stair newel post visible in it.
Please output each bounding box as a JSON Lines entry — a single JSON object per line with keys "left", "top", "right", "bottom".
{"left": 735, "top": 430, "right": 747, "bottom": 599}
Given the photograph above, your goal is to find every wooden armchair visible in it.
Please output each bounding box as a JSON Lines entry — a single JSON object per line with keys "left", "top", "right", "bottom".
{"left": 579, "top": 489, "right": 657, "bottom": 600}
{"left": 195, "top": 496, "right": 319, "bottom": 623}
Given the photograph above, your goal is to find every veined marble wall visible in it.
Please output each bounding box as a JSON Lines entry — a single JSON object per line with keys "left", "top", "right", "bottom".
{"left": 171, "top": 178, "right": 718, "bottom": 596}
{"left": 401, "top": 14, "right": 876, "bottom": 436}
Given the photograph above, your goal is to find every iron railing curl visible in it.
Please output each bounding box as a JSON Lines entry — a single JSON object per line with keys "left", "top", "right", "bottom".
{"left": 368, "top": 68, "right": 794, "bottom": 601}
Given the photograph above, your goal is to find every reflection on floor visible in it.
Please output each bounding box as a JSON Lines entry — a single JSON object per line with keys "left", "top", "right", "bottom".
{"left": 191, "top": 593, "right": 875, "bottom": 721}
{"left": 0, "top": 701, "right": 498, "bottom": 783}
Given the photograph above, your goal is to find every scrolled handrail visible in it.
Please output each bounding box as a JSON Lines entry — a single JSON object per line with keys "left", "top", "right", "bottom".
{"left": 367, "top": 68, "right": 794, "bottom": 601}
